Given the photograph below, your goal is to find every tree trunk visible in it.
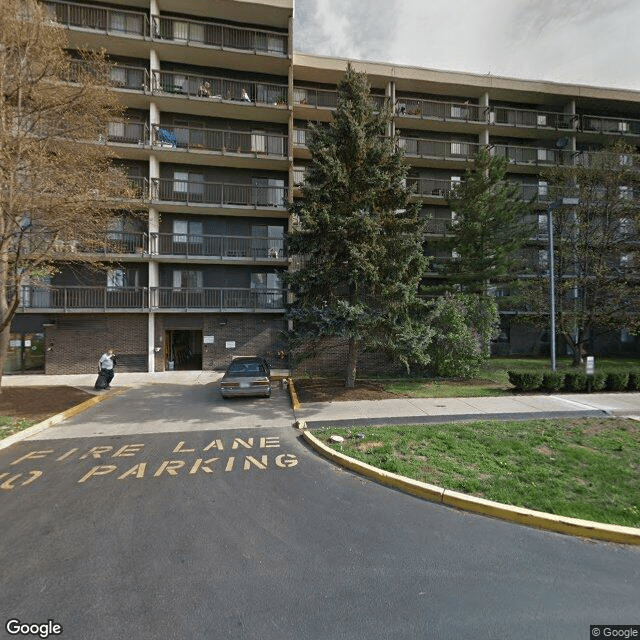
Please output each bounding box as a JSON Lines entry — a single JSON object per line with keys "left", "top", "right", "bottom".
{"left": 345, "top": 337, "right": 358, "bottom": 389}
{"left": 0, "top": 322, "right": 9, "bottom": 391}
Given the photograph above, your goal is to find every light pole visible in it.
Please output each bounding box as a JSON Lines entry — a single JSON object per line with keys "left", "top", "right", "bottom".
{"left": 547, "top": 196, "right": 579, "bottom": 372}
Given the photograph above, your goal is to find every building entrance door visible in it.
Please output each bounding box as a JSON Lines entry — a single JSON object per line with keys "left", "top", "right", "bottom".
{"left": 164, "top": 330, "right": 202, "bottom": 370}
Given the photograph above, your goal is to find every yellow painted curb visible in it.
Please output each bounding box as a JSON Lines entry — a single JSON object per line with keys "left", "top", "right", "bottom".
{"left": 0, "top": 388, "right": 126, "bottom": 450}
{"left": 289, "top": 378, "right": 301, "bottom": 411}
{"left": 302, "top": 429, "right": 640, "bottom": 546}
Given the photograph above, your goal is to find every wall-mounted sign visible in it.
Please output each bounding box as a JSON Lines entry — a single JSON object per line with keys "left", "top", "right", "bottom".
{"left": 203, "top": 336, "right": 215, "bottom": 344}
{"left": 225, "top": 341, "right": 236, "bottom": 349}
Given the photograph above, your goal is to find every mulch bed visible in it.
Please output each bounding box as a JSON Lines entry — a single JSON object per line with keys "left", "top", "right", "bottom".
{"left": 294, "top": 379, "right": 407, "bottom": 403}
{"left": 0, "top": 386, "right": 94, "bottom": 422}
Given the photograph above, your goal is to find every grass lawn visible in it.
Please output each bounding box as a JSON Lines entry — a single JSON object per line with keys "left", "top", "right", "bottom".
{"left": 0, "top": 416, "right": 38, "bottom": 440}
{"left": 382, "top": 356, "right": 640, "bottom": 398}
{"left": 320, "top": 417, "right": 640, "bottom": 528}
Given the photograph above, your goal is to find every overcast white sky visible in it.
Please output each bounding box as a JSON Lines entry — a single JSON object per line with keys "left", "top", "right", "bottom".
{"left": 293, "top": 0, "right": 640, "bottom": 91}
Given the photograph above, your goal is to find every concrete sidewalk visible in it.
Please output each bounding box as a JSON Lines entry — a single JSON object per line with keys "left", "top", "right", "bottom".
{"left": 295, "top": 392, "right": 640, "bottom": 428}
{"left": 2, "top": 369, "right": 290, "bottom": 392}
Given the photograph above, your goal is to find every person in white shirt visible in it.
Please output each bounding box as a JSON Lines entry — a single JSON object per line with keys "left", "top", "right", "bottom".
{"left": 99, "top": 349, "right": 116, "bottom": 389}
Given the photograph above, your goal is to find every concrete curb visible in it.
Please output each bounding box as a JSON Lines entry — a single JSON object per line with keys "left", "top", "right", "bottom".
{"left": 301, "top": 426, "right": 640, "bottom": 546}
{"left": 0, "top": 389, "right": 125, "bottom": 451}
{"left": 288, "top": 378, "right": 301, "bottom": 411}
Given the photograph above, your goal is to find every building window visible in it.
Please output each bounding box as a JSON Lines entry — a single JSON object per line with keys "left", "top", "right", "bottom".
{"left": 173, "top": 269, "right": 203, "bottom": 290}
{"left": 173, "top": 171, "right": 188, "bottom": 193}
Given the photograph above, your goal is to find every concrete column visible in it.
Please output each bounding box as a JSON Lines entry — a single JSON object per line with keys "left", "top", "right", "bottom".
{"left": 479, "top": 91, "right": 490, "bottom": 146}
{"left": 147, "top": 313, "right": 156, "bottom": 372}
{"left": 387, "top": 80, "right": 395, "bottom": 138}
{"left": 564, "top": 99, "right": 577, "bottom": 151}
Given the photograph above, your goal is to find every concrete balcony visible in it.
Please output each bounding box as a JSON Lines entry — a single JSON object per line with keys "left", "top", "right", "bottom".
{"left": 407, "top": 177, "right": 463, "bottom": 199}
{"left": 19, "top": 286, "right": 286, "bottom": 313}
{"left": 149, "top": 15, "right": 289, "bottom": 75}
{"left": 150, "top": 124, "right": 288, "bottom": 169}
{"left": 293, "top": 87, "right": 387, "bottom": 121}
{"left": 580, "top": 115, "right": 640, "bottom": 137}
{"left": 489, "top": 107, "right": 575, "bottom": 132}
{"left": 491, "top": 144, "right": 570, "bottom": 168}
{"left": 151, "top": 179, "right": 287, "bottom": 213}
{"left": 150, "top": 233, "right": 287, "bottom": 263}
{"left": 150, "top": 70, "right": 289, "bottom": 123}
{"left": 398, "top": 137, "right": 480, "bottom": 165}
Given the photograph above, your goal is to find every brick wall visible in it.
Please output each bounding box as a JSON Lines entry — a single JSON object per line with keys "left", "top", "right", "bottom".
{"left": 202, "top": 314, "right": 288, "bottom": 370}
{"left": 153, "top": 313, "right": 288, "bottom": 371}
{"left": 292, "top": 339, "right": 404, "bottom": 377}
{"left": 44, "top": 314, "right": 148, "bottom": 374}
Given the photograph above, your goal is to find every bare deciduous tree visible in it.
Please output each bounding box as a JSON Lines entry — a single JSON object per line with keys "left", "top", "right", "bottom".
{"left": 0, "top": 0, "right": 138, "bottom": 386}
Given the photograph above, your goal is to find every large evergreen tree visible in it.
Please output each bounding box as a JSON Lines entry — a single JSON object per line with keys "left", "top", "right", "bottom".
{"left": 442, "top": 148, "right": 535, "bottom": 293}
{"left": 285, "top": 65, "right": 429, "bottom": 387}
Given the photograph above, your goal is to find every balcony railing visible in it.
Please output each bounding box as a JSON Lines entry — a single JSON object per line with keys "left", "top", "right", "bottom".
{"left": 396, "top": 98, "right": 483, "bottom": 123}
{"left": 489, "top": 107, "right": 574, "bottom": 130}
{"left": 151, "top": 124, "right": 287, "bottom": 157}
{"left": 407, "top": 177, "right": 463, "bottom": 198}
{"left": 152, "top": 178, "right": 287, "bottom": 208}
{"left": 151, "top": 70, "right": 288, "bottom": 106}
{"left": 424, "top": 219, "right": 453, "bottom": 236}
{"left": 51, "top": 232, "right": 147, "bottom": 255}
{"left": 154, "top": 287, "right": 284, "bottom": 310}
{"left": 67, "top": 60, "right": 148, "bottom": 91}
{"left": 150, "top": 233, "right": 286, "bottom": 260}
{"left": 104, "top": 121, "right": 148, "bottom": 145}
{"left": 20, "top": 286, "right": 149, "bottom": 311}
{"left": 151, "top": 15, "right": 287, "bottom": 56}
{"left": 399, "top": 137, "right": 480, "bottom": 161}
{"left": 20, "top": 286, "right": 286, "bottom": 311}
{"left": 293, "top": 88, "right": 387, "bottom": 111}
{"left": 43, "top": 0, "right": 149, "bottom": 37}
{"left": 491, "top": 144, "right": 569, "bottom": 167}
{"left": 580, "top": 115, "right": 640, "bottom": 136}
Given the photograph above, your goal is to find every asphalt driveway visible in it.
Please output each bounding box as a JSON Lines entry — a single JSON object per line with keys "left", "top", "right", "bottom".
{"left": 1, "top": 383, "right": 639, "bottom": 640}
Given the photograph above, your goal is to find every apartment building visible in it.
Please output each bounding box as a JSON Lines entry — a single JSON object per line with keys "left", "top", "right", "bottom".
{"left": 8, "top": 0, "right": 640, "bottom": 373}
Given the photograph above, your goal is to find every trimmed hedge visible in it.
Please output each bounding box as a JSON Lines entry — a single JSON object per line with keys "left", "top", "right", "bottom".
{"left": 628, "top": 371, "right": 640, "bottom": 391}
{"left": 507, "top": 370, "right": 544, "bottom": 392}
{"left": 507, "top": 367, "right": 640, "bottom": 393}
{"left": 606, "top": 371, "right": 629, "bottom": 392}
{"left": 565, "top": 371, "right": 588, "bottom": 392}
{"left": 541, "top": 371, "right": 565, "bottom": 392}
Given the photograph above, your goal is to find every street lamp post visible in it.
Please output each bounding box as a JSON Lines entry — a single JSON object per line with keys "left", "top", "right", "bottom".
{"left": 547, "top": 196, "right": 579, "bottom": 372}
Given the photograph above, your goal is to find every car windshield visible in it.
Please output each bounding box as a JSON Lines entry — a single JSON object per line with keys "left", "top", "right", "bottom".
{"left": 226, "top": 362, "right": 267, "bottom": 376}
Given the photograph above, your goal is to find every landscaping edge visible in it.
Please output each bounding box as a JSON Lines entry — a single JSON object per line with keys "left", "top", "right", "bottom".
{"left": 0, "top": 389, "right": 126, "bottom": 450}
{"left": 299, "top": 424, "right": 640, "bottom": 546}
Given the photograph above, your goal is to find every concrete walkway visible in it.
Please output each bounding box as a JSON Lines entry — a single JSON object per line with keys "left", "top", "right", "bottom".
{"left": 295, "top": 391, "right": 640, "bottom": 427}
{"left": 2, "top": 369, "right": 290, "bottom": 391}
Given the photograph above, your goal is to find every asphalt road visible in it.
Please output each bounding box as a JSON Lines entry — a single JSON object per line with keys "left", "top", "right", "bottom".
{"left": 1, "top": 385, "right": 639, "bottom": 640}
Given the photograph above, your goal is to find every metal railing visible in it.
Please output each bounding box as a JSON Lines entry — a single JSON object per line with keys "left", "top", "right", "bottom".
{"left": 407, "top": 177, "right": 464, "bottom": 198}
{"left": 67, "top": 60, "right": 148, "bottom": 91}
{"left": 43, "top": 0, "right": 149, "bottom": 36}
{"left": 293, "top": 87, "right": 387, "bottom": 111}
{"left": 152, "top": 178, "right": 287, "bottom": 208}
{"left": 424, "top": 219, "right": 453, "bottom": 236}
{"left": 150, "top": 233, "right": 286, "bottom": 260}
{"left": 104, "top": 121, "right": 148, "bottom": 145}
{"left": 151, "top": 124, "right": 287, "bottom": 157}
{"left": 20, "top": 286, "right": 149, "bottom": 311}
{"left": 152, "top": 287, "right": 285, "bottom": 310}
{"left": 489, "top": 107, "right": 574, "bottom": 130}
{"left": 20, "top": 286, "right": 286, "bottom": 311}
{"left": 395, "top": 98, "right": 483, "bottom": 123}
{"left": 491, "top": 144, "right": 568, "bottom": 167}
{"left": 151, "top": 70, "right": 288, "bottom": 106}
{"left": 398, "top": 137, "right": 480, "bottom": 161}
{"left": 151, "top": 15, "right": 287, "bottom": 56}
{"left": 50, "top": 232, "right": 148, "bottom": 255}
{"left": 580, "top": 115, "right": 640, "bottom": 136}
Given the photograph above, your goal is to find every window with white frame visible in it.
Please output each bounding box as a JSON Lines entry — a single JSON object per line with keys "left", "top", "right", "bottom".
{"left": 173, "top": 171, "right": 188, "bottom": 193}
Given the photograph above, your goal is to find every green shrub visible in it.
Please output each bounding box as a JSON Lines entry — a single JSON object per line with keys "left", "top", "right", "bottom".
{"left": 591, "top": 371, "right": 607, "bottom": 392}
{"left": 508, "top": 370, "right": 543, "bottom": 391}
{"left": 541, "top": 370, "right": 565, "bottom": 392}
{"left": 606, "top": 371, "right": 629, "bottom": 392}
{"left": 627, "top": 371, "right": 640, "bottom": 391}
{"left": 565, "top": 371, "right": 587, "bottom": 392}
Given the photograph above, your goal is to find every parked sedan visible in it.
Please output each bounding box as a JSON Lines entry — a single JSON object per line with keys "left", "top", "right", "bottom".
{"left": 218, "top": 356, "right": 272, "bottom": 398}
